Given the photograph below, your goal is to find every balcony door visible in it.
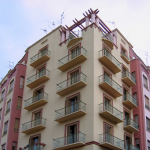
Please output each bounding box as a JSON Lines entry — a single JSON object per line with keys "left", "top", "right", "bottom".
{"left": 70, "top": 70, "right": 79, "bottom": 85}
{"left": 104, "top": 72, "right": 111, "bottom": 85}
{"left": 40, "top": 48, "right": 47, "bottom": 57}
{"left": 65, "top": 95, "right": 80, "bottom": 115}
{"left": 104, "top": 97, "right": 111, "bottom": 112}
{"left": 38, "top": 67, "right": 45, "bottom": 78}
{"left": 124, "top": 135, "right": 132, "bottom": 150}
{"left": 34, "top": 112, "right": 41, "bottom": 126}
{"left": 67, "top": 124, "right": 77, "bottom": 144}
{"left": 105, "top": 124, "right": 113, "bottom": 144}
{"left": 33, "top": 88, "right": 43, "bottom": 103}
{"left": 30, "top": 136, "right": 40, "bottom": 150}
{"left": 123, "top": 88, "right": 128, "bottom": 101}
{"left": 71, "top": 46, "right": 80, "bottom": 60}
{"left": 125, "top": 112, "right": 130, "bottom": 126}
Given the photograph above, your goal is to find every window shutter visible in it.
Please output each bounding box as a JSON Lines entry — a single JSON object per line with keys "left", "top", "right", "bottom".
{"left": 17, "top": 97, "right": 22, "bottom": 107}
{"left": 20, "top": 77, "right": 24, "bottom": 87}
{"left": 134, "top": 115, "right": 138, "bottom": 123}
{"left": 15, "top": 119, "right": 19, "bottom": 129}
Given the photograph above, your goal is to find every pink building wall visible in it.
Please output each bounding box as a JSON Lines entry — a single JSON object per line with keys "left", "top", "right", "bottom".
{"left": 0, "top": 52, "right": 28, "bottom": 150}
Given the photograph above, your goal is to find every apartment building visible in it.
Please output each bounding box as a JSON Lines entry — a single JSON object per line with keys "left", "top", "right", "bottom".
{"left": 17, "top": 9, "right": 139, "bottom": 150}
{"left": 129, "top": 48, "right": 150, "bottom": 150}
{"left": 0, "top": 52, "right": 28, "bottom": 150}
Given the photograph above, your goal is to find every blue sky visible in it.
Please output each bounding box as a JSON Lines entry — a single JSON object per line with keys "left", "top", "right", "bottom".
{"left": 0, "top": 0, "right": 150, "bottom": 80}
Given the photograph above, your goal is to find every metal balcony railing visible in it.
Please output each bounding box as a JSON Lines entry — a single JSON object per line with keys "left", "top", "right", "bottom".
{"left": 58, "top": 47, "right": 87, "bottom": 68}
{"left": 121, "top": 51, "right": 130, "bottom": 62}
{"left": 57, "top": 73, "right": 86, "bottom": 93}
{"left": 123, "top": 93, "right": 137, "bottom": 106}
{"left": 26, "top": 145, "right": 45, "bottom": 150}
{"left": 0, "top": 97, "right": 4, "bottom": 103}
{"left": 55, "top": 101, "right": 86, "bottom": 120}
{"left": 30, "top": 49, "right": 50, "bottom": 64}
{"left": 99, "top": 103, "right": 123, "bottom": 120}
{"left": 27, "top": 69, "right": 50, "bottom": 85}
{"left": 99, "top": 48, "right": 121, "bottom": 70}
{"left": 22, "top": 118, "right": 46, "bottom": 132}
{"left": 125, "top": 144, "right": 139, "bottom": 150}
{"left": 124, "top": 118, "right": 139, "bottom": 129}
{"left": 102, "top": 32, "right": 113, "bottom": 43}
{"left": 67, "top": 31, "right": 82, "bottom": 43}
{"left": 100, "top": 133, "right": 124, "bottom": 149}
{"left": 147, "top": 127, "right": 150, "bottom": 132}
{"left": 122, "top": 71, "right": 136, "bottom": 84}
{"left": 3, "top": 130, "right": 7, "bottom": 135}
{"left": 24, "top": 92, "right": 48, "bottom": 108}
{"left": 53, "top": 132, "right": 85, "bottom": 149}
{"left": 99, "top": 74, "right": 122, "bottom": 94}
{"left": 6, "top": 108, "right": 10, "bottom": 114}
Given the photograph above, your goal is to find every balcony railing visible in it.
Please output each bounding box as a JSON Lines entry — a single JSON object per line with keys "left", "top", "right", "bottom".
{"left": 56, "top": 73, "right": 86, "bottom": 95}
{"left": 100, "top": 133, "right": 124, "bottom": 149}
{"left": 26, "top": 145, "right": 45, "bottom": 150}
{"left": 123, "top": 93, "right": 137, "bottom": 106}
{"left": 22, "top": 118, "right": 46, "bottom": 132}
{"left": 30, "top": 49, "right": 50, "bottom": 64}
{"left": 24, "top": 92, "right": 48, "bottom": 108}
{"left": 99, "top": 74, "right": 122, "bottom": 95}
{"left": 99, "top": 103, "right": 123, "bottom": 121}
{"left": 102, "top": 32, "right": 113, "bottom": 43}
{"left": 0, "top": 97, "right": 4, "bottom": 103}
{"left": 122, "top": 71, "right": 136, "bottom": 84}
{"left": 55, "top": 101, "right": 86, "bottom": 120}
{"left": 99, "top": 48, "right": 121, "bottom": 72}
{"left": 3, "top": 130, "right": 7, "bottom": 136}
{"left": 125, "top": 144, "right": 139, "bottom": 150}
{"left": 124, "top": 118, "right": 139, "bottom": 130}
{"left": 67, "top": 31, "right": 82, "bottom": 43}
{"left": 121, "top": 51, "right": 130, "bottom": 63}
{"left": 58, "top": 47, "right": 87, "bottom": 68}
{"left": 53, "top": 132, "right": 85, "bottom": 149}
{"left": 6, "top": 108, "right": 10, "bottom": 114}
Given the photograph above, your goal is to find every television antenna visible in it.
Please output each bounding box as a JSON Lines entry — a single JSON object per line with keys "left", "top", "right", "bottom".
{"left": 58, "top": 8, "right": 67, "bottom": 25}
{"left": 46, "top": 20, "right": 55, "bottom": 29}
{"left": 105, "top": 21, "right": 115, "bottom": 29}
{"left": 41, "top": 29, "right": 47, "bottom": 34}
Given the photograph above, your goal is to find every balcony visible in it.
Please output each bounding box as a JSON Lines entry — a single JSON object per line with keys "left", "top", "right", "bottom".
{"left": 67, "top": 32, "right": 83, "bottom": 47}
{"left": 30, "top": 49, "right": 50, "bottom": 68}
{"left": 99, "top": 103, "right": 123, "bottom": 124}
{"left": 58, "top": 47, "right": 87, "bottom": 71}
{"left": 125, "top": 144, "right": 139, "bottom": 150}
{"left": 99, "top": 75, "right": 122, "bottom": 98}
{"left": 27, "top": 69, "right": 50, "bottom": 89}
{"left": 56, "top": 73, "right": 87, "bottom": 96}
{"left": 99, "top": 48, "right": 121, "bottom": 74}
{"left": 53, "top": 132, "right": 85, "bottom": 150}
{"left": 121, "top": 51, "right": 130, "bottom": 64}
{"left": 102, "top": 32, "right": 113, "bottom": 50}
{"left": 24, "top": 92, "right": 48, "bottom": 110}
{"left": 22, "top": 118, "right": 46, "bottom": 134}
{"left": 99, "top": 133, "right": 124, "bottom": 150}
{"left": 124, "top": 118, "right": 139, "bottom": 133}
{"left": 26, "top": 145, "right": 45, "bottom": 150}
{"left": 122, "top": 71, "right": 136, "bottom": 87}
{"left": 55, "top": 101, "right": 86, "bottom": 122}
{"left": 123, "top": 93, "right": 138, "bottom": 109}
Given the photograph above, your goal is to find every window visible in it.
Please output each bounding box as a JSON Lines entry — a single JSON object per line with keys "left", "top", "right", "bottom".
{"left": 33, "top": 88, "right": 43, "bottom": 103}
{"left": 143, "top": 75, "right": 148, "bottom": 89}
{"left": 66, "top": 123, "right": 78, "bottom": 144}
{"left": 33, "top": 112, "right": 41, "bottom": 127}
{"left": 17, "top": 97, "right": 22, "bottom": 110}
{"left": 104, "top": 71, "right": 111, "bottom": 84}
{"left": 14, "top": 119, "right": 19, "bottom": 132}
{"left": 0, "top": 109, "right": 2, "bottom": 120}
{"left": 3, "top": 121, "right": 8, "bottom": 135}
{"left": 124, "top": 111, "right": 130, "bottom": 126}
{"left": 1, "top": 90, "right": 5, "bottom": 101}
{"left": 9, "top": 80, "right": 14, "bottom": 93}
{"left": 2, "top": 144, "right": 5, "bottom": 150}
{"left": 133, "top": 93, "right": 137, "bottom": 100}
{"left": 65, "top": 94, "right": 80, "bottom": 115}
{"left": 135, "top": 138, "right": 140, "bottom": 149}
{"left": 124, "top": 134, "right": 132, "bottom": 150}
{"left": 134, "top": 115, "right": 138, "bottom": 124}
{"left": 39, "top": 47, "right": 47, "bottom": 58}
{"left": 70, "top": 46, "right": 80, "bottom": 60}
{"left": 145, "top": 96, "right": 149, "bottom": 109}
{"left": 6, "top": 100, "right": 11, "bottom": 114}
{"left": 132, "top": 71, "right": 136, "bottom": 78}
{"left": 20, "top": 76, "right": 24, "bottom": 88}
{"left": 12, "top": 142, "right": 17, "bottom": 150}
{"left": 123, "top": 87, "right": 129, "bottom": 101}
{"left": 146, "top": 117, "right": 150, "bottom": 131}
{"left": 38, "top": 67, "right": 45, "bottom": 78}
{"left": 104, "top": 123, "right": 113, "bottom": 144}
